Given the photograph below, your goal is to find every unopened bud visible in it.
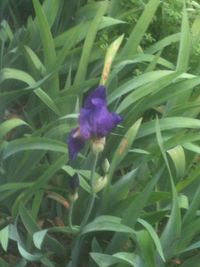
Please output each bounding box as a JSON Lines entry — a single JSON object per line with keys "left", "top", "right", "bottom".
{"left": 102, "top": 158, "right": 110, "bottom": 173}
{"left": 69, "top": 192, "right": 79, "bottom": 202}
{"left": 91, "top": 137, "right": 106, "bottom": 154}
{"left": 69, "top": 174, "right": 80, "bottom": 194}
{"left": 94, "top": 175, "right": 108, "bottom": 193}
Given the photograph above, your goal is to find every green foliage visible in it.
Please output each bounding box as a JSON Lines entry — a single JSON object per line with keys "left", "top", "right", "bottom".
{"left": 1, "top": 0, "right": 200, "bottom": 266}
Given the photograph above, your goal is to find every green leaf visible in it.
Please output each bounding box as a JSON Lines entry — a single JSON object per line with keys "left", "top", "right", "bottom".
{"left": 178, "top": 194, "right": 189, "bottom": 210}
{"left": 19, "top": 204, "right": 38, "bottom": 235}
{"left": 79, "top": 175, "right": 91, "bottom": 193}
{"left": 2, "top": 137, "right": 67, "bottom": 160}
{"left": 8, "top": 224, "right": 42, "bottom": 262}
{"left": 108, "top": 70, "right": 174, "bottom": 104}
{"left": 183, "top": 182, "right": 200, "bottom": 225}
{"left": 42, "top": 0, "right": 60, "bottom": 27}
{"left": 62, "top": 165, "right": 75, "bottom": 176}
{"left": 23, "top": 45, "right": 46, "bottom": 76}
{"left": 54, "top": 16, "right": 125, "bottom": 48}
{"left": 145, "top": 33, "right": 181, "bottom": 54}
{"left": 121, "top": 0, "right": 160, "bottom": 56}
{"left": 176, "top": 166, "right": 200, "bottom": 192}
{"left": 106, "top": 167, "right": 164, "bottom": 254}
{"left": 90, "top": 252, "right": 137, "bottom": 267}
{"left": 181, "top": 241, "right": 200, "bottom": 253}
{"left": 117, "top": 71, "right": 180, "bottom": 113}
{"left": 192, "top": 12, "right": 200, "bottom": 42}
{"left": 32, "top": 0, "right": 56, "bottom": 70}
{"left": 33, "top": 226, "right": 79, "bottom": 250}
{"left": 136, "top": 230, "right": 155, "bottom": 267}
{"left": 74, "top": 1, "right": 108, "bottom": 84}
{"left": 167, "top": 145, "right": 186, "bottom": 179}
{"left": 31, "top": 155, "right": 67, "bottom": 190}
{"left": 183, "top": 142, "right": 200, "bottom": 153}
{"left": 19, "top": 204, "right": 65, "bottom": 257}
{"left": 109, "top": 118, "right": 142, "bottom": 179}
{"left": 137, "top": 117, "right": 200, "bottom": 139}
{"left": 109, "top": 168, "right": 138, "bottom": 207}
{"left": 102, "top": 118, "right": 142, "bottom": 210}
{"left": 33, "top": 229, "right": 48, "bottom": 250}
{"left": 0, "top": 20, "right": 13, "bottom": 42}
{"left": 113, "top": 252, "right": 136, "bottom": 266}
{"left": 0, "top": 68, "right": 60, "bottom": 115}
{"left": 156, "top": 118, "right": 181, "bottom": 260}
{"left": 33, "top": 0, "right": 59, "bottom": 96}
{"left": 90, "top": 253, "right": 120, "bottom": 267}
{"left": 0, "top": 118, "right": 31, "bottom": 140}
{"left": 174, "top": 6, "right": 191, "bottom": 107}
{"left": 176, "top": 217, "right": 200, "bottom": 253}
{"left": 0, "top": 226, "right": 9, "bottom": 251}
{"left": 176, "top": 7, "right": 191, "bottom": 72}
{"left": 17, "top": 243, "right": 42, "bottom": 262}
{"left": 0, "top": 182, "right": 33, "bottom": 193}
{"left": 137, "top": 218, "right": 165, "bottom": 262}
{"left": 81, "top": 216, "right": 135, "bottom": 236}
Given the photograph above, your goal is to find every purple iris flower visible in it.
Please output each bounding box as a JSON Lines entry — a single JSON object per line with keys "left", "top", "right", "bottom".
{"left": 67, "top": 86, "right": 123, "bottom": 160}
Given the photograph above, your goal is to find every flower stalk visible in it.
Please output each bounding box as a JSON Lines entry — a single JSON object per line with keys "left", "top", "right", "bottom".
{"left": 80, "top": 152, "right": 99, "bottom": 228}
{"left": 70, "top": 153, "right": 99, "bottom": 267}
{"left": 68, "top": 200, "right": 74, "bottom": 229}
{"left": 68, "top": 174, "right": 80, "bottom": 229}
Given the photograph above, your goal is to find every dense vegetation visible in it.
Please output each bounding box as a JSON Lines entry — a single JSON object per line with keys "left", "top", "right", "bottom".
{"left": 1, "top": 0, "right": 200, "bottom": 266}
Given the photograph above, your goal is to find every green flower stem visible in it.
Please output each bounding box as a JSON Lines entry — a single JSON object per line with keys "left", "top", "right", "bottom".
{"left": 68, "top": 200, "right": 74, "bottom": 229}
{"left": 70, "top": 153, "right": 99, "bottom": 267}
{"left": 80, "top": 194, "right": 96, "bottom": 228}
{"left": 80, "top": 153, "right": 99, "bottom": 228}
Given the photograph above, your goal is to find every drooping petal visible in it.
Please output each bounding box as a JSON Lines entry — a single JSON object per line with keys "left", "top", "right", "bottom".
{"left": 79, "top": 108, "right": 92, "bottom": 139}
{"left": 67, "top": 128, "right": 85, "bottom": 160}
{"left": 84, "top": 86, "right": 106, "bottom": 108}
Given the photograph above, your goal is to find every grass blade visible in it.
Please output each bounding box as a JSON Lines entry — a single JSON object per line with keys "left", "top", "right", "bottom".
{"left": 74, "top": 1, "right": 108, "bottom": 84}
{"left": 121, "top": 0, "right": 160, "bottom": 57}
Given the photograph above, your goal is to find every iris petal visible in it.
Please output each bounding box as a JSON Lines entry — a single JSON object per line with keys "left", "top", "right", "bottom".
{"left": 84, "top": 86, "right": 106, "bottom": 108}
{"left": 79, "top": 106, "right": 123, "bottom": 138}
{"left": 79, "top": 108, "right": 92, "bottom": 139}
{"left": 67, "top": 128, "right": 85, "bottom": 160}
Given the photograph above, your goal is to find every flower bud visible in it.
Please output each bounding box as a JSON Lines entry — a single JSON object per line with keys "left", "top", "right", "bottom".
{"left": 93, "top": 175, "right": 108, "bottom": 193}
{"left": 69, "top": 192, "right": 79, "bottom": 202}
{"left": 69, "top": 174, "right": 79, "bottom": 202}
{"left": 91, "top": 137, "right": 106, "bottom": 154}
{"left": 69, "top": 174, "right": 79, "bottom": 193}
{"left": 102, "top": 158, "right": 110, "bottom": 173}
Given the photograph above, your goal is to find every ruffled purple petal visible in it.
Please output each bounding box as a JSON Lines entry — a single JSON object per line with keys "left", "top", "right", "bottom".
{"left": 111, "top": 112, "right": 123, "bottom": 125}
{"left": 67, "top": 128, "right": 85, "bottom": 160}
{"left": 79, "top": 106, "right": 123, "bottom": 138}
{"left": 84, "top": 86, "right": 106, "bottom": 108}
